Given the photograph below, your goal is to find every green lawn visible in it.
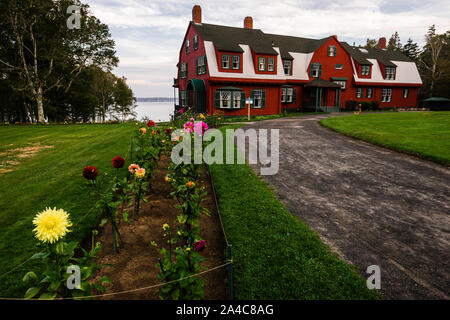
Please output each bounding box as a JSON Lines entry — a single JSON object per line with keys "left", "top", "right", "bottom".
{"left": 210, "top": 124, "right": 379, "bottom": 299}
{"left": 0, "top": 123, "right": 136, "bottom": 298}
{"left": 320, "top": 111, "right": 450, "bottom": 166}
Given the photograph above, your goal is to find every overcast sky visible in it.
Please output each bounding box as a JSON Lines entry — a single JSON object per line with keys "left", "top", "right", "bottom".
{"left": 88, "top": 0, "right": 450, "bottom": 97}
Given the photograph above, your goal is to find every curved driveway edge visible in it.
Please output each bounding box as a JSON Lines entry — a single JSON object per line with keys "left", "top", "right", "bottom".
{"left": 239, "top": 114, "right": 450, "bottom": 299}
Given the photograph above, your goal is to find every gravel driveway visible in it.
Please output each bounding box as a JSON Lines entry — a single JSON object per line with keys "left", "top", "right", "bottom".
{"left": 239, "top": 114, "right": 450, "bottom": 299}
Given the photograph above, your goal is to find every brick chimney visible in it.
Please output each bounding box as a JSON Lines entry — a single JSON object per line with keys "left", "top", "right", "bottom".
{"left": 377, "top": 37, "right": 386, "bottom": 50}
{"left": 244, "top": 16, "right": 253, "bottom": 29}
{"left": 192, "top": 5, "right": 201, "bottom": 24}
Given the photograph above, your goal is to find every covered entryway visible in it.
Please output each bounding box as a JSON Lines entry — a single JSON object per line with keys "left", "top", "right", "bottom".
{"left": 187, "top": 79, "right": 206, "bottom": 113}
{"left": 304, "top": 78, "right": 342, "bottom": 112}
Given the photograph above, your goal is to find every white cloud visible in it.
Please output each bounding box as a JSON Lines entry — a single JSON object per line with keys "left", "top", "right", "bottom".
{"left": 88, "top": 0, "right": 450, "bottom": 97}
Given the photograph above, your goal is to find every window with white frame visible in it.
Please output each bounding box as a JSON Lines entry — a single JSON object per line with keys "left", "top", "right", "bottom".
{"left": 356, "top": 88, "right": 363, "bottom": 98}
{"left": 179, "top": 91, "right": 189, "bottom": 107}
{"left": 267, "top": 57, "right": 275, "bottom": 72}
{"left": 333, "top": 80, "right": 346, "bottom": 89}
{"left": 258, "top": 57, "right": 266, "bottom": 71}
{"left": 310, "top": 63, "right": 321, "bottom": 77}
{"left": 180, "top": 63, "right": 187, "bottom": 78}
{"left": 193, "top": 35, "right": 198, "bottom": 50}
{"left": 366, "top": 88, "right": 373, "bottom": 98}
{"left": 283, "top": 60, "right": 292, "bottom": 75}
{"left": 281, "top": 87, "right": 294, "bottom": 103}
{"left": 222, "top": 55, "right": 230, "bottom": 69}
{"left": 232, "top": 55, "right": 240, "bottom": 70}
{"left": 233, "top": 91, "right": 241, "bottom": 108}
{"left": 403, "top": 88, "right": 409, "bottom": 98}
{"left": 253, "top": 90, "right": 263, "bottom": 107}
{"left": 385, "top": 67, "right": 396, "bottom": 80}
{"left": 197, "top": 56, "right": 206, "bottom": 75}
{"left": 186, "top": 39, "right": 190, "bottom": 54}
{"left": 335, "top": 64, "right": 343, "bottom": 70}
{"left": 381, "top": 88, "right": 392, "bottom": 102}
{"left": 361, "top": 65, "right": 370, "bottom": 76}
{"left": 328, "top": 45, "right": 337, "bottom": 57}
{"left": 220, "top": 91, "right": 231, "bottom": 108}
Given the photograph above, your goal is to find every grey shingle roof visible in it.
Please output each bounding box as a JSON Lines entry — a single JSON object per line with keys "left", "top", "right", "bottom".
{"left": 193, "top": 22, "right": 277, "bottom": 54}
{"left": 193, "top": 22, "right": 412, "bottom": 68}
{"left": 340, "top": 42, "right": 412, "bottom": 67}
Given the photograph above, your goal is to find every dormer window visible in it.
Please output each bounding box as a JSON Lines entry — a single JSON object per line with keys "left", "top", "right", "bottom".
{"left": 361, "top": 65, "right": 370, "bottom": 76}
{"left": 267, "top": 58, "right": 275, "bottom": 72}
{"left": 222, "top": 54, "right": 230, "bottom": 69}
{"left": 185, "top": 39, "right": 190, "bottom": 54}
{"left": 258, "top": 57, "right": 266, "bottom": 71}
{"left": 283, "top": 60, "right": 292, "bottom": 75}
{"left": 193, "top": 35, "right": 198, "bottom": 50}
{"left": 385, "top": 66, "right": 396, "bottom": 80}
{"left": 328, "top": 45, "right": 336, "bottom": 57}
{"left": 232, "top": 55, "right": 240, "bottom": 70}
{"left": 310, "top": 63, "right": 322, "bottom": 78}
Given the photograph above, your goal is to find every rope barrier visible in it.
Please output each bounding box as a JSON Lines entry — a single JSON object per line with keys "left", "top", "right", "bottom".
{"left": 0, "top": 261, "right": 231, "bottom": 300}
{"left": 0, "top": 256, "right": 33, "bottom": 279}
{"left": 206, "top": 164, "right": 229, "bottom": 246}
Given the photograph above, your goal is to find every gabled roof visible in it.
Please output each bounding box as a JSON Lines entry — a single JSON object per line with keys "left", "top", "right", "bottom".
{"left": 340, "top": 42, "right": 412, "bottom": 67}
{"left": 193, "top": 22, "right": 332, "bottom": 57}
{"left": 193, "top": 22, "right": 277, "bottom": 54}
{"left": 264, "top": 34, "right": 331, "bottom": 59}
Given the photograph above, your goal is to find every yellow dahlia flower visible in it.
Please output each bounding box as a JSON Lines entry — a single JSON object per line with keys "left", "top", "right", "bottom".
{"left": 33, "top": 207, "right": 72, "bottom": 243}
{"left": 135, "top": 168, "right": 146, "bottom": 179}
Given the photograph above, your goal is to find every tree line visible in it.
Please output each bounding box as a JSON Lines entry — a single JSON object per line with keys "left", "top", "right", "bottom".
{"left": 0, "top": 0, "right": 136, "bottom": 123}
{"left": 365, "top": 26, "right": 450, "bottom": 99}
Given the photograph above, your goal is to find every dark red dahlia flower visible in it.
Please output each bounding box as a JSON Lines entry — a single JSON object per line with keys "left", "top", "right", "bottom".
{"left": 165, "top": 128, "right": 172, "bottom": 135}
{"left": 112, "top": 155, "right": 125, "bottom": 169}
{"left": 83, "top": 166, "right": 98, "bottom": 180}
{"left": 146, "top": 120, "right": 155, "bottom": 127}
{"left": 193, "top": 240, "right": 207, "bottom": 252}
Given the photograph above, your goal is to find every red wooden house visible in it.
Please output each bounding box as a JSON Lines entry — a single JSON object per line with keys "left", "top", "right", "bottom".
{"left": 174, "top": 5, "right": 422, "bottom": 115}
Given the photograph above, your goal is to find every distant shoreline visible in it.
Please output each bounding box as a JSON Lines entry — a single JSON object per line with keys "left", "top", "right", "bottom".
{"left": 136, "top": 97, "right": 174, "bottom": 102}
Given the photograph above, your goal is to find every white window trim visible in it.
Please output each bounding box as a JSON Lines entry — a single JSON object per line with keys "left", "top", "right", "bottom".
{"left": 381, "top": 88, "right": 392, "bottom": 102}
{"left": 311, "top": 63, "right": 320, "bottom": 77}
{"left": 220, "top": 91, "right": 232, "bottom": 108}
{"left": 335, "top": 64, "right": 343, "bottom": 70}
{"left": 233, "top": 91, "right": 241, "bottom": 108}
{"left": 267, "top": 58, "right": 275, "bottom": 72}
{"left": 328, "top": 45, "right": 337, "bottom": 57}
{"left": 283, "top": 60, "right": 292, "bottom": 75}
{"left": 222, "top": 55, "right": 230, "bottom": 69}
{"left": 403, "top": 88, "right": 409, "bottom": 98}
{"left": 361, "top": 65, "right": 370, "bottom": 76}
{"left": 253, "top": 90, "right": 263, "bottom": 108}
{"left": 232, "top": 55, "right": 240, "bottom": 70}
{"left": 366, "top": 88, "right": 373, "bottom": 98}
{"left": 385, "top": 67, "right": 396, "bottom": 80}
{"left": 258, "top": 58, "right": 266, "bottom": 71}
{"left": 356, "top": 88, "right": 363, "bottom": 98}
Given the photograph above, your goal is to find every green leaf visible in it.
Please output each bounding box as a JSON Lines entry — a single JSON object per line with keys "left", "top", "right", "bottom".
{"left": 30, "top": 252, "right": 49, "bottom": 260}
{"left": 24, "top": 287, "right": 40, "bottom": 299}
{"left": 99, "top": 218, "right": 108, "bottom": 227}
{"left": 39, "top": 292, "right": 57, "bottom": 300}
{"left": 93, "top": 283, "right": 106, "bottom": 293}
{"left": 100, "top": 276, "right": 112, "bottom": 284}
{"left": 23, "top": 271, "right": 38, "bottom": 283}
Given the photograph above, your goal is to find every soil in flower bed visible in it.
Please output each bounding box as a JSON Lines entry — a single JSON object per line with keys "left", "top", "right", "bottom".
{"left": 91, "top": 155, "right": 228, "bottom": 299}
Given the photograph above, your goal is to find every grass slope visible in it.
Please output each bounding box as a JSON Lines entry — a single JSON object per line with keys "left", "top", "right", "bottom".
{"left": 320, "top": 112, "right": 450, "bottom": 166}
{"left": 210, "top": 124, "right": 378, "bottom": 299}
{"left": 0, "top": 124, "right": 135, "bottom": 298}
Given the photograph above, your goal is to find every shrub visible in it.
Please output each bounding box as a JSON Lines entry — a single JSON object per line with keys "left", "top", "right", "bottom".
{"left": 345, "top": 100, "right": 358, "bottom": 110}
